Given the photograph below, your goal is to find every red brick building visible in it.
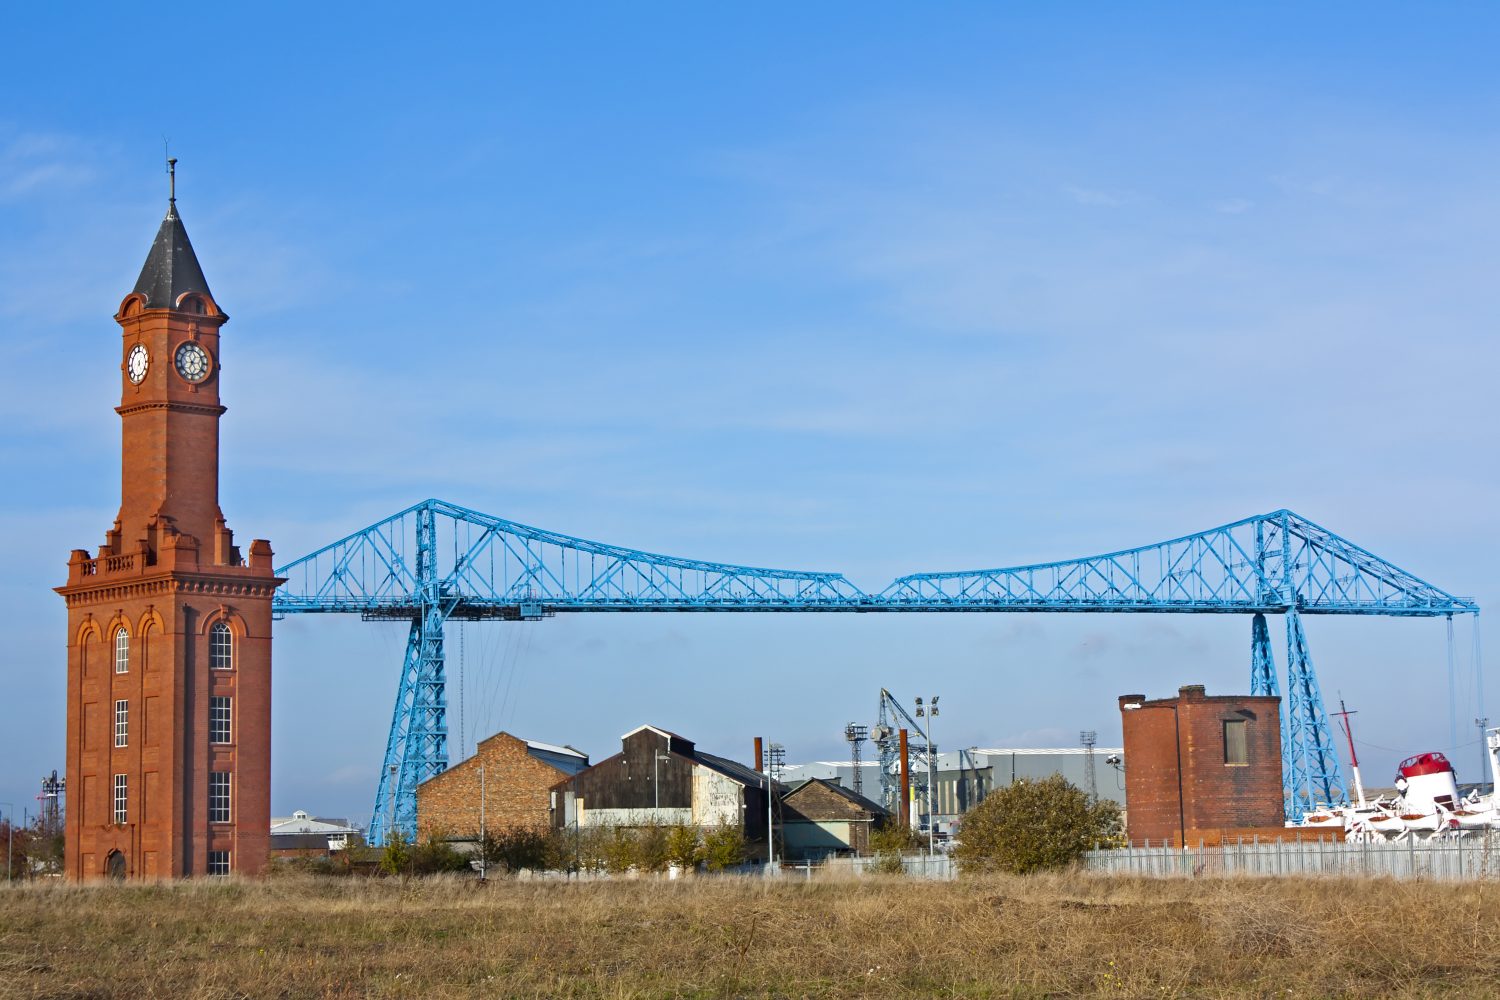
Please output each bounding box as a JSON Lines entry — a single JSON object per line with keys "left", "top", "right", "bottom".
{"left": 56, "top": 175, "right": 280, "bottom": 879}
{"left": 1119, "top": 685, "right": 1283, "bottom": 846}
{"left": 417, "top": 732, "right": 589, "bottom": 838}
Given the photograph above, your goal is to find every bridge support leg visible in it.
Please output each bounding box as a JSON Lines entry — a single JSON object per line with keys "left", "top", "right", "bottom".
{"left": 1282, "top": 606, "right": 1347, "bottom": 822}
{"left": 1251, "top": 613, "right": 1291, "bottom": 817}
{"left": 370, "top": 620, "right": 424, "bottom": 847}
{"left": 1250, "top": 613, "right": 1279, "bottom": 697}
{"left": 368, "top": 504, "right": 451, "bottom": 846}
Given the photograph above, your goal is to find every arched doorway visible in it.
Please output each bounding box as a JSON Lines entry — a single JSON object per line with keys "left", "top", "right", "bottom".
{"left": 105, "top": 850, "right": 126, "bottom": 881}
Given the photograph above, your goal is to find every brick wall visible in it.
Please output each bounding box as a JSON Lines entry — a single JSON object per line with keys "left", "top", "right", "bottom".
{"left": 417, "top": 732, "right": 576, "bottom": 837}
{"left": 60, "top": 283, "right": 278, "bottom": 881}
{"left": 1120, "top": 685, "right": 1284, "bottom": 846}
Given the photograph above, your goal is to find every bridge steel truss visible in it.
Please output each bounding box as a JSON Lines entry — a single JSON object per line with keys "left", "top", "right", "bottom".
{"left": 273, "top": 500, "right": 1478, "bottom": 841}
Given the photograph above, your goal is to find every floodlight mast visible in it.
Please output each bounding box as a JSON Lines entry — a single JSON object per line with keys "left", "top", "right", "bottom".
{"left": 916, "top": 696, "right": 939, "bottom": 857}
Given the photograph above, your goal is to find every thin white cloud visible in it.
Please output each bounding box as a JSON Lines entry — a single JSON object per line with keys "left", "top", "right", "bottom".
{"left": 1063, "top": 184, "right": 1139, "bottom": 208}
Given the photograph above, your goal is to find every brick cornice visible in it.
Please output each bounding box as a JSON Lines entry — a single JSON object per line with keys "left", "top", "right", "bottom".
{"left": 115, "top": 399, "right": 228, "bottom": 418}
{"left": 56, "top": 569, "right": 283, "bottom": 607}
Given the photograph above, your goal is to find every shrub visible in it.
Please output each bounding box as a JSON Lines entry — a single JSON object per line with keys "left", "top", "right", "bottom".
{"left": 701, "top": 825, "right": 746, "bottom": 872}
{"left": 636, "top": 823, "right": 671, "bottom": 873}
{"left": 868, "top": 822, "right": 921, "bottom": 875}
{"left": 379, "top": 831, "right": 411, "bottom": 876}
{"left": 665, "top": 824, "right": 701, "bottom": 872}
{"left": 545, "top": 827, "right": 582, "bottom": 873}
{"left": 953, "top": 773, "right": 1121, "bottom": 875}
{"left": 409, "top": 834, "right": 471, "bottom": 875}
{"left": 603, "top": 827, "right": 640, "bottom": 874}
{"left": 478, "top": 826, "right": 552, "bottom": 875}
{"left": 574, "top": 826, "right": 614, "bottom": 874}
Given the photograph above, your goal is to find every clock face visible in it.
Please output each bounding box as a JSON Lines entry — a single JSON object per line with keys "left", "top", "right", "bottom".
{"left": 174, "top": 342, "right": 212, "bottom": 383}
{"left": 126, "top": 344, "right": 149, "bottom": 384}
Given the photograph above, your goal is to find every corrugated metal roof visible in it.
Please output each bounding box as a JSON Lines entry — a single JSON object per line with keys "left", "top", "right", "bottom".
{"left": 694, "top": 749, "right": 776, "bottom": 790}
{"left": 270, "top": 811, "right": 359, "bottom": 836}
{"left": 525, "top": 739, "right": 587, "bottom": 759}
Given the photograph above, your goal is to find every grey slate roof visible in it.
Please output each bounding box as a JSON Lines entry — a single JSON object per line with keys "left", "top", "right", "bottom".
{"left": 783, "top": 777, "right": 889, "bottom": 819}
{"left": 133, "top": 202, "right": 215, "bottom": 310}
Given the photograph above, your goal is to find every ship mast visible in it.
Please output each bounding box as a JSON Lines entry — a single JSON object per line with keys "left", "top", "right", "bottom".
{"left": 1333, "top": 697, "right": 1366, "bottom": 808}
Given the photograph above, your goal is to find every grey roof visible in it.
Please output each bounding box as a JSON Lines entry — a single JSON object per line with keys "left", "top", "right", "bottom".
{"left": 526, "top": 740, "right": 590, "bottom": 776}
{"left": 694, "top": 749, "right": 779, "bottom": 791}
{"left": 132, "top": 202, "right": 214, "bottom": 310}
{"left": 270, "top": 810, "right": 359, "bottom": 836}
{"left": 785, "top": 777, "right": 889, "bottom": 818}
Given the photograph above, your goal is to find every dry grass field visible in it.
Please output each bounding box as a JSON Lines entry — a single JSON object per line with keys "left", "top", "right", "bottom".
{"left": 2, "top": 872, "right": 1499, "bottom": 999}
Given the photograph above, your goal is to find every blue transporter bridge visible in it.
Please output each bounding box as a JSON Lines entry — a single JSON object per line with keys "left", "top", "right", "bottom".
{"left": 272, "top": 502, "right": 1477, "bottom": 842}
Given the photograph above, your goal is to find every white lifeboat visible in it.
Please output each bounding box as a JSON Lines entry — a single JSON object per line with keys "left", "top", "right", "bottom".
{"left": 1449, "top": 809, "right": 1493, "bottom": 831}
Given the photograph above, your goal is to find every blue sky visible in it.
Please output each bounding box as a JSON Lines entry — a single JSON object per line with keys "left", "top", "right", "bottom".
{"left": 2, "top": 5, "right": 1495, "bottom": 826}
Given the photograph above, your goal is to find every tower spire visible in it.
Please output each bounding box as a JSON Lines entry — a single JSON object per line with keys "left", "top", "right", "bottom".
{"left": 132, "top": 159, "right": 215, "bottom": 311}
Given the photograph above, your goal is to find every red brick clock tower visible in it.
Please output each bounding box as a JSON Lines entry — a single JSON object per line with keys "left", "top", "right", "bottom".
{"left": 56, "top": 169, "right": 280, "bottom": 879}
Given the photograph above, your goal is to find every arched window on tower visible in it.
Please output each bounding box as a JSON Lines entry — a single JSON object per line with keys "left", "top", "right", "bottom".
{"left": 115, "top": 628, "right": 130, "bottom": 674}
{"left": 210, "top": 621, "right": 233, "bottom": 670}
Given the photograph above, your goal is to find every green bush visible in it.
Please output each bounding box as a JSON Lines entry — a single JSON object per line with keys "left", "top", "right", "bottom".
{"left": 701, "top": 825, "right": 746, "bottom": 872}
{"left": 635, "top": 823, "right": 671, "bottom": 873}
{"left": 478, "top": 826, "right": 553, "bottom": 874}
{"left": 868, "top": 823, "right": 921, "bottom": 875}
{"left": 665, "top": 824, "right": 701, "bottom": 872}
{"left": 603, "top": 826, "right": 640, "bottom": 874}
{"left": 379, "top": 831, "right": 411, "bottom": 876}
{"left": 953, "top": 773, "right": 1122, "bottom": 875}
{"left": 410, "top": 834, "right": 471, "bottom": 875}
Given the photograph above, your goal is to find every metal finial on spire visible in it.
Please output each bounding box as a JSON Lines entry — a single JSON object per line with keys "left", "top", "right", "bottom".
{"left": 168, "top": 157, "right": 177, "bottom": 206}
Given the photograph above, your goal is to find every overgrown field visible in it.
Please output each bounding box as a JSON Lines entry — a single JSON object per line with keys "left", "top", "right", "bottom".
{"left": 2, "top": 872, "right": 1499, "bottom": 998}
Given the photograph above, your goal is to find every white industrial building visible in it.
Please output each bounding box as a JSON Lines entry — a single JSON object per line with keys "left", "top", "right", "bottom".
{"left": 781, "top": 747, "right": 1123, "bottom": 835}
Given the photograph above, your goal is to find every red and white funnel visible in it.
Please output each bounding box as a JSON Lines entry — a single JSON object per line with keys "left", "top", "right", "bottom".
{"left": 1394, "top": 752, "right": 1460, "bottom": 812}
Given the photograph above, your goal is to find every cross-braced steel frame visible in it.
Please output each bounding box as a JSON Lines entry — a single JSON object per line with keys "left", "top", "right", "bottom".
{"left": 273, "top": 501, "right": 1477, "bottom": 840}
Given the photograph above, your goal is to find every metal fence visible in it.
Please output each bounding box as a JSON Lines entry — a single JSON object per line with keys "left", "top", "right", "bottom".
{"left": 819, "top": 854, "right": 955, "bottom": 879}
{"left": 1084, "top": 833, "right": 1500, "bottom": 881}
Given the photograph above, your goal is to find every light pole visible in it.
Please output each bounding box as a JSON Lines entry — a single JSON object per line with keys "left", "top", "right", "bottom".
{"left": 0, "top": 802, "right": 13, "bottom": 882}
{"left": 654, "top": 750, "right": 671, "bottom": 811}
{"left": 1477, "top": 718, "right": 1491, "bottom": 794}
{"left": 916, "top": 697, "right": 939, "bottom": 857}
{"left": 765, "top": 742, "right": 785, "bottom": 870}
{"left": 478, "top": 763, "right": 487, "bottom": 880}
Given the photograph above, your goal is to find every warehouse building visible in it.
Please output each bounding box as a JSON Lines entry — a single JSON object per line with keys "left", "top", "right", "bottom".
{"left": 551, "top": 724, "right": 776, "bottom": 856}
{"left": 269, "top": 811, "right": 361, "bottom": 858}
{"left": 780, "top": 745, "right": 1123, "bottom": 835}
{"left": 417, "top": 731, "right": 589, "bottom": 838}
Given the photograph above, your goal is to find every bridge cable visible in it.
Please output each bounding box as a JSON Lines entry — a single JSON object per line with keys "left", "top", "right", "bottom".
{"left": 478, "top": 620, "right": 519, "bottom": 740}
{"left": 1448, "top": 615, "right": 1458, "bottom": 752}
{"left": 1475, "top": 614, "right": 1485, "bottom": 727}
{"left": 500, "top": 625, "right": 534, "bottom": 732}
{"left": 458, "top": 620, "right": 465, "bottom": 760}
